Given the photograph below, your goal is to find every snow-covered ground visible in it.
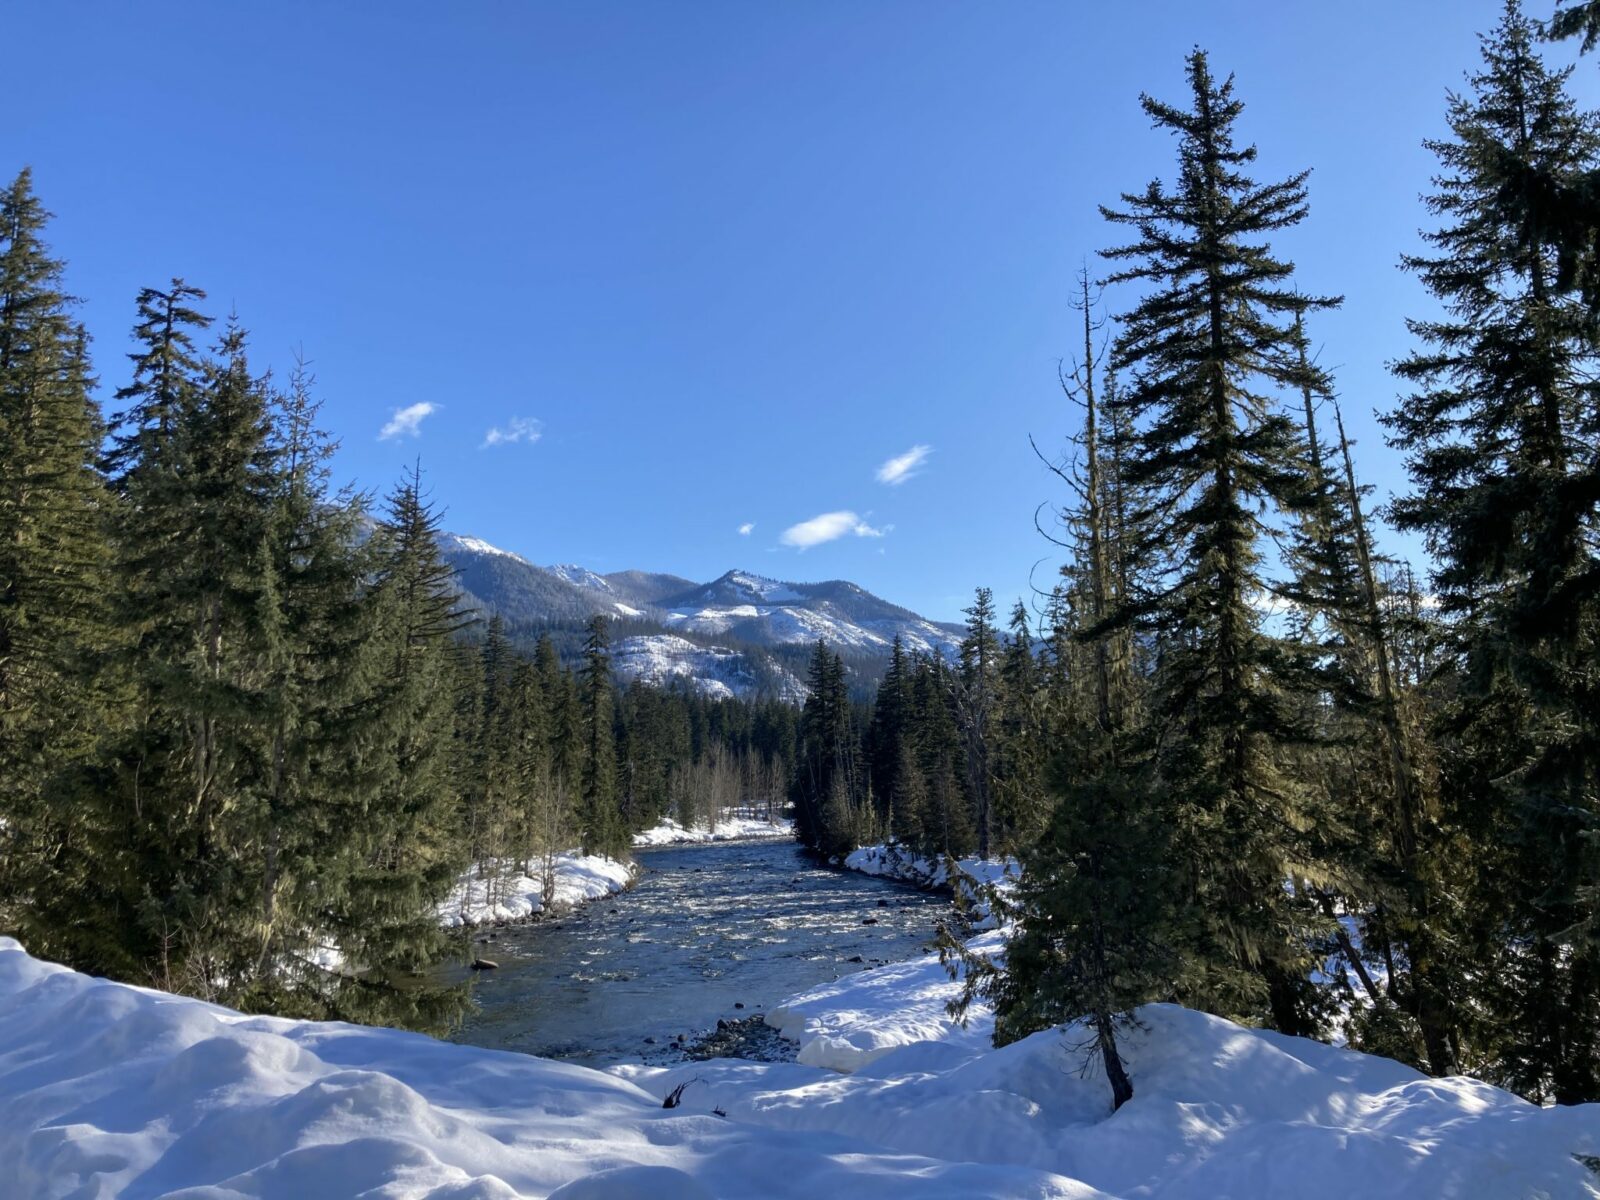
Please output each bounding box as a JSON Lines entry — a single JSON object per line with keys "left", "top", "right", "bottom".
{"left": 843, "top": 843, "right": 1017, "bottom": 926}
{"left": 6, "top": 931, "right": 1595, "bottom": 1199}
{"left": 442, "top": 853, "right": 635, "bottom": 928}
{"left": 0, "top": 937, "right": 1084, "bottom": 1199}
{"left": 633, "top": 814, "right": 794, "bottom": 847}
{"left": 630, "top": 988, "right": 1600, "bottom": 1199}
{"left": 767, "top": 927, "right": 1004, "bottom": 1072}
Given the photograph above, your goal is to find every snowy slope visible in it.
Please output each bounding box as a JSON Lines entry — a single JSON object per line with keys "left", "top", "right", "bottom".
{"left": 546, "top": 563, "right": 617, "bottom": 594}
{"left": 612, "top": 634, "right": 806, "bottom": 701}
{"left": 654, "top": 570, "right": 962, "bottom": 658}
{"left": 9, "top": 934, "right": 1593, "bottom": 1199}
{"left": 442, "top": 533, "right": 532, "bottom": 564}
{"left": 629, "top": 960, "right": 1600, "bottom": 1200}
{"left": 441, "top": 532, "right": 958, "bottom": 699}
{"left": 0, "top": 939, "right": 1083, "bottom": 1199}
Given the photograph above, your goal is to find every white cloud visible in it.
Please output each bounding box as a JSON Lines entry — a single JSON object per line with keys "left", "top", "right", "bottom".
{"left": 482, "top": 416, "right": 543, "bottom": 449}
{"left": 738, "top": 522, "right": 755, "bottom": 536}
{"left": 379, "top": 402, "right": 436, "bottom": 441}
{"left": 780, "top": 510, "right": 888, "bottom": 550}
{"left": 875, "top": 444, "right": 932, "bottom": 486}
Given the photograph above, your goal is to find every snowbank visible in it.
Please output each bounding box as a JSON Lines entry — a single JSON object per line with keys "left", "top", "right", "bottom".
{"left": 633, "top": 815, "right": 794, "bottom": 847}
{"left": 767, "top": 928, "right": 1003, "bottom": 1072}
{"left": 442, "top": 853, "right": 635, "bottom": 928}
{"left": 844, "top": 843, "right": 1015, "bottom": 890}
{"left": 633, "top": 990, "right": 1600, "bottom": 1199}
{"left": 5, "top": 932, "right": 1598, "bottom": 1199}
{"left": 843, "top": 843, "right": 1017, "bottom": 926}
{"left": 0, "top": 938, "right": 1086, "bottom": 1199}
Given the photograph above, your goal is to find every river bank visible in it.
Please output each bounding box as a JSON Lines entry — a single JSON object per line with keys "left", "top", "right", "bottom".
{"left": 443, "top": 852, "right": 638, "bottom": 930}
{"left": 438, "top": 812, "right": 793, "bottom": 934}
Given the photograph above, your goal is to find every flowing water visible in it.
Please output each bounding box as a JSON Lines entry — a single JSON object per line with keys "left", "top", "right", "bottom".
{"left": 446, "top": 838, "right": 949, "bottom": 1067}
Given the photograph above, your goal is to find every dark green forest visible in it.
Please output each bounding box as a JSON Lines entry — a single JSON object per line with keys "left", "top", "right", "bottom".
{"left": 0, "top": 210, "right": 796, "bottom": 1027}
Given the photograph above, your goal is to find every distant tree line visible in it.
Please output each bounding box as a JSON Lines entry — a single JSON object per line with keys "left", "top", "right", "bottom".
{"left": 796, "top": 4, "right": 1600, "bottom": 1111}
{"left": 0, "top": 180, "right": 796, "bottom": 1031}
{"left": 788, "top": 592, "right": 1049, "bottom": 864}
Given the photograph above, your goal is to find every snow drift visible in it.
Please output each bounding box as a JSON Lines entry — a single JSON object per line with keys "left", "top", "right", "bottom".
{"left": 638, "top": 994, "right": 1600, "bottom": 1200}
{"left": 6, "top": 935, "right": 1599, "bottom": 1199}
{"left": 0, "top": 938, "right": 1088, "bottom": 1199}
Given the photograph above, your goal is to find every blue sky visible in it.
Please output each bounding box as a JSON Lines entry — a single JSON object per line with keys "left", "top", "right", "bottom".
{"left": 12, "top": 1, "right": 1592, "bottom": 621}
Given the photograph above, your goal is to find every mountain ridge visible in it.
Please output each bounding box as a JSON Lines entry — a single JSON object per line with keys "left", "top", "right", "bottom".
{"left": 437, "top": 534, "right": 963, "bottom": 701}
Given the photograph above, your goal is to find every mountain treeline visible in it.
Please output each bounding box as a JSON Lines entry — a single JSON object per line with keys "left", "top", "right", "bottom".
{"left": 796, "top": 3, "right": 1600, "bottom": 1110}
{"left": 0, "top": 178, "right": 794, "bottom": 1030}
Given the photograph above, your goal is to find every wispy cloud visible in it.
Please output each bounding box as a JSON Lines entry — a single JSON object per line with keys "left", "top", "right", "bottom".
{"left": 481, "top": 416, "right": 543, "bottom": 449}
{"left": 875, "top": 444, "right": 931, "bottom": 486}
{"left": 379, "top": 402, "right": 436, "bottom": 441}
{"left": 780, "top": 510, "right": 888, "bottom": 550}
{"left": 738, "top": 522, "right": 755, "bottom": 536}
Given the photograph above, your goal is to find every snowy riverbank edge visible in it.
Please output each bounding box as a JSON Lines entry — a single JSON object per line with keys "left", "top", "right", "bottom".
{"left": 441, "top": 812, "right": 795, "bottom": 931}
{"left": 839, "top": 842, "right": 1017, "bottom": 897}
{"left": 441, "top": 814, "right": 794, "bottom": 932}
{"left": 3, "top": 937, "right": 1597, "bottom": 1199}
{"left": 632, "top": 814, "right": 794, "bottom": 847}
{"left": 441, "top": 852, "right": 638, "bottom": 930}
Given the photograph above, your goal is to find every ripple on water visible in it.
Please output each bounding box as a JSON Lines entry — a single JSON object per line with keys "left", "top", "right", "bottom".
{"left": 446, "top": 838, "right": 950, "bottom": 1068}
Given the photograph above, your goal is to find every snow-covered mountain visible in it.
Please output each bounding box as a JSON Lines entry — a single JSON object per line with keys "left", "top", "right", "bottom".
{"left": 612, "top": 634, "right": 807, "bottom": 703}
{"left": 436, "top": 535, "right": 962, "bottom": 701}
{"left": 653, "top": 570, "right": 961, "bottom": 658}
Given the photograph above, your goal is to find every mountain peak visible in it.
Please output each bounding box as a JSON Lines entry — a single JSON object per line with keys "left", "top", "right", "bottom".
{"left": 442, "top": 534, "right": 528, "bottom": 565}
{"left": 702, "top": 570, "right": 804, "bottom": 605}
{"left": 547, "top": 563, "right": 615, "bottom": 594}
{"left": 438, "top": 533, "right": 963, "bottom": 699}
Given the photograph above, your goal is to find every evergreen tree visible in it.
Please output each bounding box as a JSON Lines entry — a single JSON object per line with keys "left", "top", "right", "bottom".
{"left": 867, "top": 635, "right": 912, "bottom": 837}
{"left": 792, "top": 642, "right": 860, "bottom": 855}
{"left": 914, "top": 653, "right": 972, "bottom": 857}
{"left": 1386, "top": 1, "right": 1600, "bottom": 1099}
{"left": 96, "top": 297, "right": 285, "bottom": 997}
{"left": 236, "top": 361, "right": 384, "bottom": 1014}
{"left": 1099, "top": 49, "right": 1339, "bottom": 1032}
{"left": 578, "top": 614, "right": 620, "bottom": 857}
{"left": 0, "top": 169, "right": 115, "bottom": 958}
{"left": 959, "top": 274, "right": 1177, "bottom": 1111}
{"left": 330, "top": 466, "right": 470, "bottom": 1031}
{"left": 956, "top": 587, "right": 1000, "bottom": 858}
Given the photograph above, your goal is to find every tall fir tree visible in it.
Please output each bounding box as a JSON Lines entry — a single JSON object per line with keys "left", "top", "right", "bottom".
{"left": 956, "top": 588, "right": 1000, "bottom": 858}
{"left": 237, "top": 361, "right": 385, "bottom": 1014}
{"left": 958, "top": 275, "right": 1178, "bottom": 1112}
{"left": 792, "top": 642, "right": 861, "bottom": 855}
{"left": 97, "top": 294, "right": 287, "bottom": 996}
{"left": 0, "top": 169, "right": 116, "bottom": 958}
{"left": 1386, "top": 1, "right": 1600, "bottom": 1100}
{"left": 578, "top": 614, "right": 621, "bottom": 857}
{"left": 1099, "top": 49, "right": 1339, "bottom": 1032}
{"left": 329, "top": 466, "right": 471, "bottom": 1031}
{"left": 991, "top": 601, "right": 1047, "bottom": 853}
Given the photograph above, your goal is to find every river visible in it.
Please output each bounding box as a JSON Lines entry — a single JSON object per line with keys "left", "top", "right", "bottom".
{"left": 445, "top": 838, "right": 949, "bottom": 1067}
